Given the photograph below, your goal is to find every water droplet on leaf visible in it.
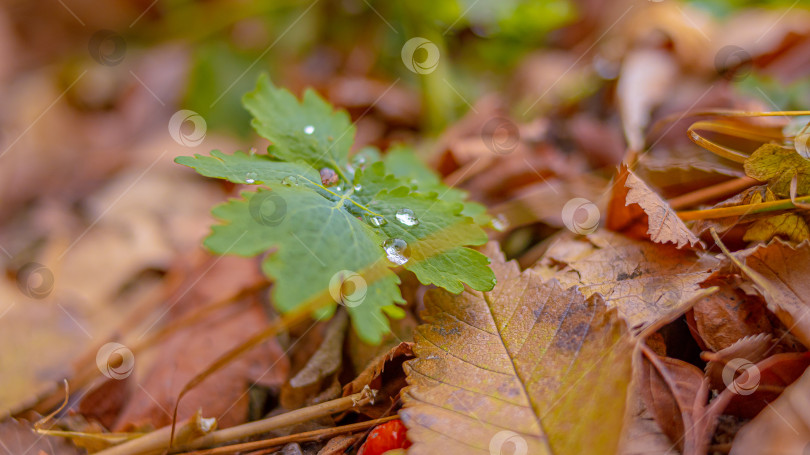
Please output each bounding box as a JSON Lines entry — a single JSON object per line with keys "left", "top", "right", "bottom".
{"left": 304, "top": 125, "right": 315, "bottom": 135}
{"left": 354, "top": 184, "right": 363, "bottom": 192}
{"left": 245, "top": 171, "right": 258, "bottom": 184}
{"left": 382, "top": 238, "right": 409, "bottom": 265}
{"left": 395, "top": 208, "right": 419, "bottom": 227}
{"left": 368, "top": 215, "right": 387, "bottom": 227}
{"left": 281, "top": 175, "right": 299, "bottom": 186}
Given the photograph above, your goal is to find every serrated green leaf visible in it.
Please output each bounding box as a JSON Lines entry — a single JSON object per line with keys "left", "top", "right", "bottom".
{"left": 744, "top": 143, "right": 810, "bottom": 197}
{"left": 243, "top": 74, "right": 354, "bottom": 174}
{"left": 384, "top": 145, "right": 490, "bottom": 225}
{"left": 177, "top": 75, "right": 496, "bottom": 343}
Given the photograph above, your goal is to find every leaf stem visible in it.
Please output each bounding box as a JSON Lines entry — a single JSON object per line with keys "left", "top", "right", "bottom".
{"left": 677, "top": 195, "right": 810, "bottom": 221}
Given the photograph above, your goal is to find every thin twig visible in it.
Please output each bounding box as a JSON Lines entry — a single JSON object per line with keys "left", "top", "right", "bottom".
{"left": 176, "top": 415, "right": 397, "bottom": 455}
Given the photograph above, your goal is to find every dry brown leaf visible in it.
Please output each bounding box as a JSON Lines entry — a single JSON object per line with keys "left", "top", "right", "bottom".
{"left": 400, "top": 243, "right": 634, "bottom": 455}
{"left": 539, "top": 230, "right": 717, "bottom": 331}
{"left": 343, "top": 342, "right": 413, "bottom": 419}
{"left": 729, "top": 366, "right": 810, "bottom": 455}
{"left": 113, "top": 299, "right": 288, "bottom": 431}
{"left": 610, "top": 166, "right": 703, "bottom": 249}
{"left": 702, "top": 333, "right": 778, "bottom": 391}
{"left": 317, "top": 433, "right": 362, "bottom": 455}
{"left": 639, "top": 347, "right": 710, "bottom": 455}
{"left": 282, "top": 311, "right": 348, "bottom": 409}
{"left": 736, "top": 239, "right": 810, "bottom": 347}
{"left": 721, "top": 352, "right": 810, "bottom": 419}
{"left": 692, "top": 277, "right": 773, "bottom": 352}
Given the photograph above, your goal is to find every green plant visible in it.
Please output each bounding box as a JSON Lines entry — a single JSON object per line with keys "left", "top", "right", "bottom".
{"left": 176, "top": 75, "right": 496, "bottom": 343}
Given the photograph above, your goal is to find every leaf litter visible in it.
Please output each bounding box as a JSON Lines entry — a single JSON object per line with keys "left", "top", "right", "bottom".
{"left": 4, "top": 1, "right": 810, "bottom": 455}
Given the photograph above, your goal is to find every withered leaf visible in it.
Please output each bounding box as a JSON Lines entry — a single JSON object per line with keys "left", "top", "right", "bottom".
{"left": 639, "top": 347, "right": 710, "bottom": 455}
{"left": 539, "top": 231, "right": 717, "bottom": 331}
{"left": 702, "top": 333, "right": 777, "bottom": 391}
{"left": 692, "top": 277, "right": 773, "bottom": 352}
{"left": 612, "top": 166, "right": 703, "bottom": 249}
{"left": 735, "top": 239, "right": 810, "bottom": 347}
{"left": 744, "top": 144, "right": 810, "bottom": 198}
{"left": 400, "top": 243, "right": 634, "bottom": 455}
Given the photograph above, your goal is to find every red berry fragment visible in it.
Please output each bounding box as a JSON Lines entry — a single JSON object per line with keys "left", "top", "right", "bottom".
{"left": 357, "top": 419, "right": 412, "bottom": 455}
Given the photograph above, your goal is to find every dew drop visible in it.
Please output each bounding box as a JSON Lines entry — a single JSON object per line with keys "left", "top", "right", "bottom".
{"left": 281, "top": 175, "right": 299, "bottom": 186}
{"left": 354, "top": 184, "right": 363, "bottom": 192}
{"left": 304, "top": 125, "right": 315, "bottom": 135}
{"left": 368, "top": 215, "right": 387, "bottom": 227}
{"left": 796, "top": 123, "right": 810, "bottom": 159}
{"left": 382, "top": 238, "right": 409, "bottom": 265}
{"left": 245, "top": 171, "right": 258, "bottom": 184}
{"left": 395, "top": 208, "right": 419, "bottom": 227}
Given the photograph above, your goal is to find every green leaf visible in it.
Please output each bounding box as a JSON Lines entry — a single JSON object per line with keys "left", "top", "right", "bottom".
{"left": 744, "top": 143, "right": 810, "bottom": 198}
{"left": 177, "top": 76, "right": 496, "bottom": 343}
{"left": 243, "top": 74, "right": 354, "bottom": 175}
{"left": 384, "top": 145, "right": 490, "bottom": 225}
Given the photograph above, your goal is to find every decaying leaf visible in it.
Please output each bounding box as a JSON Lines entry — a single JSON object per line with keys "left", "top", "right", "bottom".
{"left": 610, "top": 166, "right": 703, "bottom": 249}
{"left": 0, "top": 418, "right": 83, "bottom": 455}
{"left": 730, "top": 367, "right": 810, "bottom": 455}
{"left": 400, "top": 243, "right": 634, "bottom": 454}
{"left": 734, "top": 239, "right": 810, "bottom": 347}
{"left": 638, "top": 347, "right": 710, "bottom": 455}
{"left": 691, "top": 277, "right": 773, "bottom": 352}
{"left": 538, "top": 231, "right": 717, "bottom": 331}
{"left": 702, "top": 333, "right": 777, "bottom": 391}
{"left": 283, "top": 311, "right": 349, "bottom": 409}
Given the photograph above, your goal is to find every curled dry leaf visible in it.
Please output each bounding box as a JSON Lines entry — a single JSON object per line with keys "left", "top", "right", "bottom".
{"left": 343, "top": 342, "right": 414, "bottom": 419}
{"left": 400, "top": 243, "right": 634, "bottom": 455}
{"left": 720, "top": 352, "right": 810, "bottom": 419}
{"left": 702, "top": 333, "right": 777, "bottom": 391}
{"left": 733, "top": 239, "right": 810, "bottom": 347}
{"left": 539, "top": 230, "right": 717, "bottom": 331}
{"left": 638, "top": 346, "right": 710, "bottom": 455}
{"left": 729, "top": 366, "right": 810, "bottom": 455}
{"left": 691, "top": 277, "right": 773, "bottom": 352}
{"left": 609, "top": 166, "right": 703, "bottom": 249}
